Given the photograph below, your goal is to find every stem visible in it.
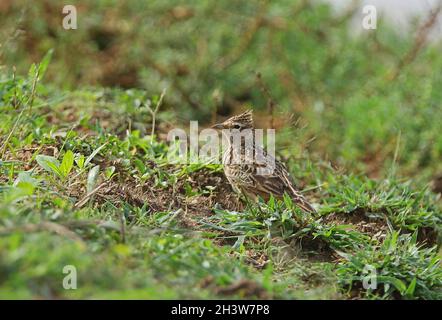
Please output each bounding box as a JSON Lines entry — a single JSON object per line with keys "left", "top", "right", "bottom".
{"left": 146, "top": 88, "right": 167, "bottom": 144}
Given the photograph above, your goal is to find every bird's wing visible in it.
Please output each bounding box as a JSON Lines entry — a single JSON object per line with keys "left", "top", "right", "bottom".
{"left": 251, "top": 149, "right": 316, "bottom": 213}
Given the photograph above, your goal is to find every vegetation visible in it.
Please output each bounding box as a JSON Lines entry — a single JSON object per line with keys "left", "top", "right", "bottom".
{"left": 0, "top": 0, "right": 441, "bottom": 299}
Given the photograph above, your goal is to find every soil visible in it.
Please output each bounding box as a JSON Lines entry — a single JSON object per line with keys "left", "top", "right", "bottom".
{"left": 93, "top": 166, "right": 240, "bottom": 226}
{"left": 322, "top": 209, "right": 389, "bottom": 242}
{"left": 432, "top": 173, "right": 442, "bottom": 195}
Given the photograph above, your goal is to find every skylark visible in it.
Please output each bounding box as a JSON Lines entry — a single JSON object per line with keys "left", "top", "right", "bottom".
{"left": 212, "top": 110, "right": 315, "bottom": 213}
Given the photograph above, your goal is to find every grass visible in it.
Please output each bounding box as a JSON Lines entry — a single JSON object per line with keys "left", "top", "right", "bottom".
{"left": 1, "top": 0, "right": 442, "bottom": 300}
{"left": 0, "top": 56, "right": 441, "bottom": 299}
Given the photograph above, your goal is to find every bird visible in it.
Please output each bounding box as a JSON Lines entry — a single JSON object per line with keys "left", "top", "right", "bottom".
{"left": 211, "top": 110, "right": 316, "bottom": 213}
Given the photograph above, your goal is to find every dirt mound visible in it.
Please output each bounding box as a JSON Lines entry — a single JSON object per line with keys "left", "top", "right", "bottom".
{"left": 323, "top": 210, "right": 388, "bottom": 242}
{"left": 93, "top": 167, "right": 240, "bottom": 226}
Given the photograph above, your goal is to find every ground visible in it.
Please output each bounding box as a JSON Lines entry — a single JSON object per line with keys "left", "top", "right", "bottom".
{"left": 1, "top": 1, "right": 442, "bottom": 300}
{"left": 0, "top": 60, "right": 440, "bottom": 299}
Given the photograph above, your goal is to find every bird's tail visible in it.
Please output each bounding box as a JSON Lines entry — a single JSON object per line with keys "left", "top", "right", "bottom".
{"left": 294, "top": 197, "right": 316, "bottom": 213}
{"left": 287, "top": 187, "right": 316, "bottom": 213}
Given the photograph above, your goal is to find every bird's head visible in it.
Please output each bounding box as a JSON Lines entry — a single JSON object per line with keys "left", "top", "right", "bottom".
{"left": 211, "top": 110, "right": 254, "bottom": 131}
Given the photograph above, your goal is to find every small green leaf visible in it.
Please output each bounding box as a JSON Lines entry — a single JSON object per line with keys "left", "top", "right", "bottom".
{"left": 84, "top": 143, "right": 107, "bottom": 167}
{"left": 133, "top": 158, "right": 146, "bottom": 174}
{"left": 38, "top": 49, "right": 54, "bottom": 79}
{"left": 48, "top": 162, "right": 63, "bottom": 177}
{"left": 405, "top": 278, "right": 417, "bottom": 297}
{"left": 60, "top": 150, "right": 74, "bottom": 178}
{"left": 87, "top": 165, "right": 100, "bottom": 193}
{"left": 377, "top": 276, "right": 407, "bottom": 294}
{"left": 283, "top": 193, "right": 293, "bottom": 209}
{"left": 268, "top": 195, "right": 275, "bottom": 209}
{"left": 76, "top": 154, "right": 85, "bottom": 169}
{"left": 4, "top": 182, "right": 35, "bottom": 203}
{"left": 14, "top": 171, "right": 38, "bottom": 187}
{"left": 410, "top": 230, "right": 418, "bottom": 245}
{"left": 232, "top": 235, "right": 245, "bottom": 251}
{"left": 104, "top": 166, "right": 115, "bottom": 179}
{"left": 36, "top": 155, "right": 62, "bottom": 177}
{"left": 28, "top": 63, "right": 37, "bottom": 80}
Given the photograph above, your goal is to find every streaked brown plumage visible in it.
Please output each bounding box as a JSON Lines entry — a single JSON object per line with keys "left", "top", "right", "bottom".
{"left": 212, "top": 110, "right": 316, "bottom": 213}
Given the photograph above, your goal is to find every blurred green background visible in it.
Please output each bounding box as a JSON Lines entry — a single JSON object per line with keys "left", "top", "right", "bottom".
{"left": 1, "top": 0, "right": 442, "bottom": 184}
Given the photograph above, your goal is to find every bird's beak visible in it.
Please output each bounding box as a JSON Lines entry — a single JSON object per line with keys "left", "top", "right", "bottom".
{"left": 211, "top": 123, "right": 225, "bottom": 129}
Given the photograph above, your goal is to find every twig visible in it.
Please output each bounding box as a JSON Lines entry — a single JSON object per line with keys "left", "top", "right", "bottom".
{"left": 0, "top": 7, "right": 26, "bottom": 61}
{"left": 387, "top": 2, "right": 442, "bottom": 81}
{"left": 328, "top": 0, "right": 359, "bottom": 27}
{"left": 74, "top": 181, "right": 107, "bottom": 209}
{"left": 274, "top": 47, "right": 308, "bottom": 112}
{"left": 57, "top": 126, "right": 75, "bottom": 160}
{"left": 62, "top": 219, "right": 117, "bottom": 229}
{"left": 292, "top": 0, "right": 310, "bottom": 16}
{"left": 146, "top": 88, "right": 166, "bottom": 144}
{"left": 216, "top": 3, "right": 267, "bottom": 70}
{"left": 28, "top": 68, "right": 40, "bottom": 112}
{"left": 120, "top": 211, "right": 126, "bottom": 243}
{"left": 255, "top": 72, "right": 276, "bottom": 128}
{"left": 0, "top": 221, "right": 84, "bottom": 243}
{"left": 12, "top": 66, "right": 18, "bottom": 108}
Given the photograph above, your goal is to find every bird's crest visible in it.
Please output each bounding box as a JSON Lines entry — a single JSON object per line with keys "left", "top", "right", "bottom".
{"left": 229, "top": 109, "right": 254, "bottom": 128}
{"left": 212, "top": 109, "right": 254, "bottom": 130}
